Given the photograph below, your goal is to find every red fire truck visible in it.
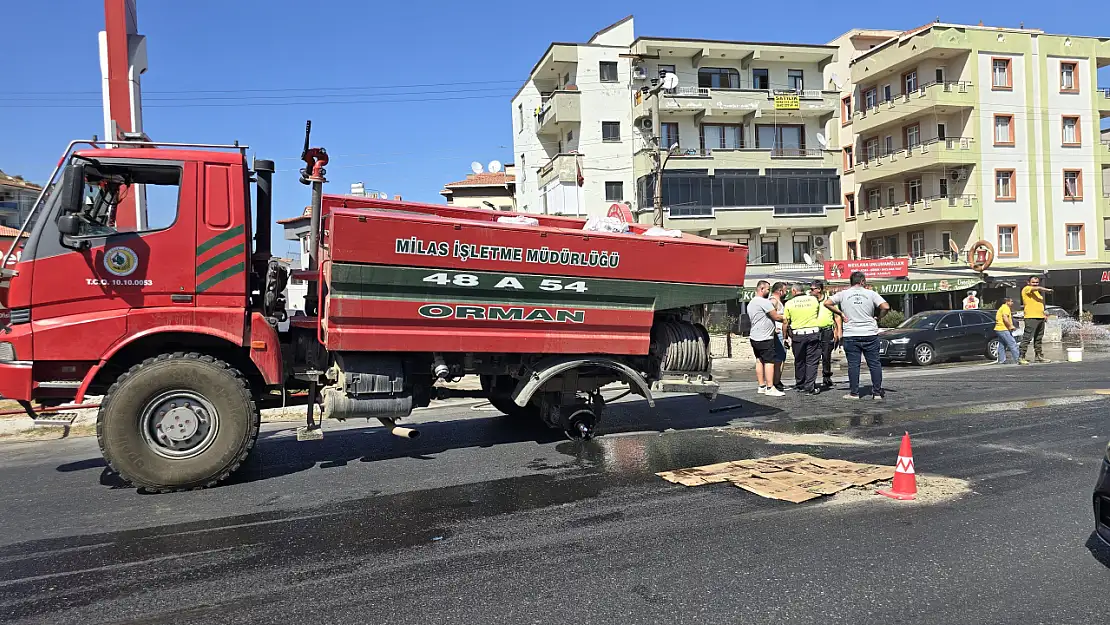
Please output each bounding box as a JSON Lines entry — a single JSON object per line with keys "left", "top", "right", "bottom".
{"left": 0, "top": 130, "right": 746, "bottom": 491}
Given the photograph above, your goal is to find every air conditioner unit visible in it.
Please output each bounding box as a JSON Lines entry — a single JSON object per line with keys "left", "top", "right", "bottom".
{"left": 632, "top": 66, "right": 647, "bottom": 80}
{"left": 948, "top": 168, "right": 964, "bottom": 181}
{"left": 637, "top": 118, "right": 653, "bottom": 131}
{"left": 812, "top": 235, "right": 827, "bottom": 249}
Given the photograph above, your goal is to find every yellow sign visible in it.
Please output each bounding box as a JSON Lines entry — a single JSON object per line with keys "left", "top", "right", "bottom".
{"left": 773, "top": 93, "right": 800, "bottom": 110}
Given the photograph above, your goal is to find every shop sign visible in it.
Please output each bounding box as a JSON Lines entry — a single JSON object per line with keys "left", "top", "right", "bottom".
{"left": 824, "top": 258, "right": 909, "bottom": 280}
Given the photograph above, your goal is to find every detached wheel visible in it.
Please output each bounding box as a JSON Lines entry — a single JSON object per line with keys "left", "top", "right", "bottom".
{"left": 97, "top": 352, "right": 260, "bottom": 492}
{"left": 480, "top": 375, "right": 539, "bottom": 419}
{"left": 986, "top": 338, "right": 1001, "bottom": 360}
{"left": 913, "top": 342, "right": 936, "bottom": 366}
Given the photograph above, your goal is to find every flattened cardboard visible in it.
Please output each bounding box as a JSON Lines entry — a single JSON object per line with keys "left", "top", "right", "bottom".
{"left": 732, "top": 475, "right": 822, "bottom": 503}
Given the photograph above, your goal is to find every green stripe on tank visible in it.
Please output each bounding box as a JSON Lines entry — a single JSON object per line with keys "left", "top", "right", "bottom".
{"left": 196, "top": 224, "right": 245, "bottom": 257}
{"left": 196, "top": 246, "right": 242, "bottom": 276}
{"left": 197, "top": 262, "right": 245, "bottom": 293}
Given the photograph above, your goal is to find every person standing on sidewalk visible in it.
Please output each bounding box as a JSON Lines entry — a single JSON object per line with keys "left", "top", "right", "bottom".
{"left": 746, "top": 281, "right": 786, "bottom": 397}
{"left": 824, "top": 271, "right": 890, "bottom": 400}
{"left": 1018, "top": 276, "right": 1053, "bottom": 365}
{"left": 769, "top": 282, "right": 789, "bottom": 391}
{"left": 810, "top": 280, "right": 840, "bottom": 390}
{"left": 783, "top": 283, "right": 823, "bottom": 395}
{"left": 994, "top": 296, "right": 1020, "bottom": 364}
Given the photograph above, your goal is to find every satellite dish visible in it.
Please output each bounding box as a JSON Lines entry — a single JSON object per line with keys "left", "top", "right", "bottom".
{"left": 814, "top": 250, "right": 825, "bottom": 262}
{"left": 661, "top": 72, "right": 679, "bottom": 90}
{"left": 830, "top": 72, "right": 842, "bottom": 90}
{"left": 488, "top": 160, "right": 502, "bottom": 173}
{"left": 471, "top": 161, "right": 483, "bottom": 174}
{"left": 816, "top": 133, "right": 828, "bottom": 148}
{"left": 803, "top": 252, "right": 814, "bottom": 265}
{"left": 948, "top": 239, "right": 961, "bottom": 255}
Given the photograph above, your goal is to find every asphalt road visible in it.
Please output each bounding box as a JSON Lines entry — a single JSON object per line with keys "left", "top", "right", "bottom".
{"left": 2, "top": 359, "right": 1109, "bottom": 624}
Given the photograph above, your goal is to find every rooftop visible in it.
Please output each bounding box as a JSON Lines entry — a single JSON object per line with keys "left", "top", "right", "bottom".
{"left": 0, "top": 225, "right": 28, "bottom": 238}
{"left": 0, "top": 170, "right": 41, "bottom": 192}
{"left": 441, "top": 172, "right": 516, "bottom": 189}
{"left": 276, "top": 206, "right": 311, "bottom": 225}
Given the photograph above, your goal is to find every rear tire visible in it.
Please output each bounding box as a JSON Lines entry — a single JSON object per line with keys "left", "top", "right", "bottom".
{"left": 480, "top": 375, "right": 539, "bottom": 419}
{"left": 986, "top": 338, "right": 1001, "bottom": 360}
{"left": 97, "top": 352, "right": 260, "bottom": 492}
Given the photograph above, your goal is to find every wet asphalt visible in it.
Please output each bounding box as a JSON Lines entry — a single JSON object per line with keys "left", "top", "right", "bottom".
{"left": 2, "top": 358, "right": 1109, "bottom": 624}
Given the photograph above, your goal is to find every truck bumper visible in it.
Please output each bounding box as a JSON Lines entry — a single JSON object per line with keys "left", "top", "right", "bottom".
{"left": 0, "top": 361, "right": 32, "bottom": 401}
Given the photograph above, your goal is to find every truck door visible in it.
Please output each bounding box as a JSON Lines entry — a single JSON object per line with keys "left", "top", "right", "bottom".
{"left": 28, "top": 159, "right": 197, "bottom": 362}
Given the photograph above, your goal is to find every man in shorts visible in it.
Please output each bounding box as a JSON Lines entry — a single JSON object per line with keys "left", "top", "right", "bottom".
{"left": 746, "top": 280, "right": 786, "bottom": 397}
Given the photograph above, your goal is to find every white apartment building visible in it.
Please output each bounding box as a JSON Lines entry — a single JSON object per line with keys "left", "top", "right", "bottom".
{"left": 0, "top": 170, "right": 42, "bottom": 228}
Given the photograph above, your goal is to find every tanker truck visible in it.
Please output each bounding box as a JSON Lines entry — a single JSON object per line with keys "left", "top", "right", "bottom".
{"left": 0, "top": 129, "right": 747, "bottom": 491}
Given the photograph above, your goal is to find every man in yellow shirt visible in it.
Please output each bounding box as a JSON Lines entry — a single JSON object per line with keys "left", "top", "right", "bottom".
{"left": 993, "top": 297, "right": 1019, "bottom": 364}
{"left": 782, "top": 283, "right": 823, "bottom": 395}
{"left": 1018, "top": 276, "right": 1053, "bottom": 364}
{"left": 810, "top": 280, "right": 841, "bottom": 389}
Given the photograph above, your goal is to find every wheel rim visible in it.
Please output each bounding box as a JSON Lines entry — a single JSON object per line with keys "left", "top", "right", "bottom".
{"left": 139, "top": 391, "right": 220, "bottom": 459}
{"left": 915, "top": 344, "right": 932, "bottom": 363}
{"left": 988, "top": 340, "right": 999, "bottom": 358}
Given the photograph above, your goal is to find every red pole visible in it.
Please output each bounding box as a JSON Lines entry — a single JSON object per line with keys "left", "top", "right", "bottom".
{"left": 103, "top": 0, "right": 138, "bottom": 229}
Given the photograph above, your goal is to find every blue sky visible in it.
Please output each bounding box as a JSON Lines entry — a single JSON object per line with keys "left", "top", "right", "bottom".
{"left": 4, "top": 1, "right": 1108, "bottom": 254}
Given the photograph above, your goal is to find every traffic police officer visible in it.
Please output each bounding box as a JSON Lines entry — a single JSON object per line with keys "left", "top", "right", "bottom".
{"left": 782, "top": 282, "right": 823, "bottom": 395}
{"left": 811, "top": 280, "right": 838, "bottom": 390}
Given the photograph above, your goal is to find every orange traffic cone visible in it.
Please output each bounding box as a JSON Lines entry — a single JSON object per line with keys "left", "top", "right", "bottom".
{"left": 877, "top": 432, "right": 917, "bottom": 500}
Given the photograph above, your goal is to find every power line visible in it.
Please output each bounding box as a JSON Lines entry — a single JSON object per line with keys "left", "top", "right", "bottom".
{"left": 4, "top": 78, "right": 527, "bottom": 97}
{"left": 0, "top": 92, "right": 519, "bottom": 109}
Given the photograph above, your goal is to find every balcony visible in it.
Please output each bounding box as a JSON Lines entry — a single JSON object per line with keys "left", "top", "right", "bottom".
{"left": 635, "top": 146, "right": 836, "bottom": 176}
{"left": 537, "top": 153, "right": 580, "bottom": 187}
{"left": 854, "top": 137, "right": 977, "bottom": 185}
{"left": 656, "top": 204, "right": 843, "bottom": 233}
{"left": 853, "top": 81, "right": 975, "bottom": 135}
{"left": 634, "top": 87, "right": 838, "bottom": 122}
{"left": 535, "top": 90, "right": 581, "bottom": 137}
{"left": 855, "top": 195, "right": 979, "bottom": 234}
{"left": 1099, "top": 87, "right": 1110, "bottom": 117}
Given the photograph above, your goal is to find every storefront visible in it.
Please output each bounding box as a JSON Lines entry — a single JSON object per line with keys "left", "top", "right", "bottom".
{"left": 1042, "top": 266, "right": 1110, "bottom": 314}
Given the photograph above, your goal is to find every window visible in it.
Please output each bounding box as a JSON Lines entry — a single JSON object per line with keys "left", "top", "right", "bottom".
{"left": 1064, "top": 169, "right": 1083, "bottom": 200}
{"left": 847, "top": 241, "right": 858, "bottom": 259}
{"left": 605, "top": 181, "right": 624, "bottom": 202}
{"left": 701, "top": 124, "right": 743, "bottom": 151}
{"left": 602, "top": 121, "right": 621, "bottom": 142}
{"left": 867, "top": 188, "right": 881, "bottom": 211}
{"left": 884, "top": 136, "right": 893, "bottom": 156}
{"left": 661, "top": 122, "right": 680, "bottom": 151}
{"left": 792, "top": 239, "right": 811, "bottom": 262}
{"left": 698, "top": 68, "right": 740, "bottom": 89}
{"left": 841, "top": 96, "right": 852, "bottom": 124}
{"left": 1066, "top": 223, "right": 1085, "bottom": 254}
{"left": 752, "top": 69, "right": 769, "bottom": 90}
{"left": 788, "top": 69, "right": 804, "bottom": 92}
{"left": 864, "top": 87, "right": 877, "bottom": 110}
{"left": 941, "top": 231, "right": 956, "bottom": 261}
{"left": 995, "top": 169, "right": 1016, "bottom": 200}
{"left": 939, "top": 177, "right": 948, "bottom": 198}
{"left": 71, "top": 162, "right": 182, "bottom": 237}
{"left": 992, "top": 57, "right": 1012, "bottom": 90}
{"left": 994, "top": 114, "right": 1015, "bottom": 146}
{"left": 937, "top": 314, "right": 960, "bottom": 330}
{"left": 1060, "top": 61, "right": 1078, "bottom": 92}
{"left": 997, "top": 225, "right": 1017, "bottom": 257}
{"left": 518, "top": 104, "right": 523, "bottom": 131}
{"left": 903, "top": 70, "right": 918, "bottom": 93}
{"left": 755, "top": 125, "right": 804, "bottom": 153}
{"left": 937, "top": 123, "right": 947, "bottom": 140}
{"left": 906, "top": 178, "right": 923, "bottom": 204}
{"left": 883, "top": 85, "right": 892, "bottom": 102}
{"left": 935, "top": 67, "right": 945, "bottom": 83}
{"left": 868, "top": 238, "right": 884, "bottom": 258}
{"left": 865, "top": 137, "right": 879, "bottom": 161}
{"left": 887, "top": 187, "right": 896, "bottom": 207}
{"left": 599, "top": 61, "right": 618, "bottom": 83}
{"left": 843, "top": 146, "right": 854, "bottom": 171}
{"left": 1062, "top": 116, "right": 1080, "bottom": 146}
{"left": 910, "top": 231, "right": 925, "bottom": 258}
{"left": 904, "top": 124, "right": 921, "bottom": 149}
{"left": 885, "top": 235, "right": 899, "bottom": 256}
{"left": 845, "top": 193, "right": 856, "bottom": 219}
{"left": 760, "top": 240, "right": 779, "bottom": 263}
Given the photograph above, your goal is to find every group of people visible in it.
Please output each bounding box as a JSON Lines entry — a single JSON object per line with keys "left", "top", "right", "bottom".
{"left": 747, "top": 271, "right": 890, "bottom": 400}
{"left": 993, "top": 276, "right": 1054, "bottom": 365}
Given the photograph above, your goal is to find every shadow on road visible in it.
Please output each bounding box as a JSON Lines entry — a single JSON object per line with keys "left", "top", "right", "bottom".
{"left": 54, "top": 393, "right": 784, "bottom": 492}
{"left": 1085, "top": 532, "right": 1110, "bottom": 569}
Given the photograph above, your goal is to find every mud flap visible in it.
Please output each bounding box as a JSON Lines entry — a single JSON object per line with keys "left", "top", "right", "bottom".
{"left": 513, "top": 356, "right": 655, "bottom": 409}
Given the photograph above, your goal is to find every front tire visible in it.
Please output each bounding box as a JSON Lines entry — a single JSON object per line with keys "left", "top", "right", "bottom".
{"left": 97, "top": 352, "right": 260, "bottom": 492}
{"left": 913, "top": 342, "right": 936, "bottom": 366}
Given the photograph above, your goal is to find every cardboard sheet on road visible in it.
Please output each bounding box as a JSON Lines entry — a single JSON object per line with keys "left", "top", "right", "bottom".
{"left": 657, "top": 453, "right": 895, "bottom": 503}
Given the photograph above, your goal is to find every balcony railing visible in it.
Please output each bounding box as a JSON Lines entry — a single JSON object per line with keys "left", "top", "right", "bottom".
{"left": 858, "top": 136, "right": 974, "bottom": 168}
{"left": 856, "top": 81, "right": 973, "bottom": 119}
{"left": 772, "top": 205, "right": 827, "bottom": 217}
{"left": 661, "top": 86, "right": 832, "bottom": 100}
{"left": 861, "top": 194, "right": 977, "bottom": 216}
{"left": 667, "top": 147, "right": 826, "bottom": 159}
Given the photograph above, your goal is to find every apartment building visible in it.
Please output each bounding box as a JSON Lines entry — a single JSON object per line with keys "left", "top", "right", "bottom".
{"left": 0, "top": 170, "right": 41, "bottom": 228}
{"left": 439, "top": 166, "right": 516, "bottom": 211}
{"left": 836, "top": 23, "right": 1110, "bottom": 269}
{"left": 511, "top": 16, "right": 846, "bottom": 267}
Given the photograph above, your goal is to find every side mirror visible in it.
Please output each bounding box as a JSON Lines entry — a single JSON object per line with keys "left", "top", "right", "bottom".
{"left": 58, "top": 214, "right": 81, "bottom": 236}
{"left": 58, "top": 162, "right": 86, "bottom": 215}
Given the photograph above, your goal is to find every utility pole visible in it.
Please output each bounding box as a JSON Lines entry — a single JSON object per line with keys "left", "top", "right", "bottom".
{"left": 651, "top": 88, "right": 663, "bottom": 227}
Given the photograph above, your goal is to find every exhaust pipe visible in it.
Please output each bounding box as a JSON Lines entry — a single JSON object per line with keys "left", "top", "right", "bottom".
{"left": 377, "top": 417, "right": 420, "bottom": 439}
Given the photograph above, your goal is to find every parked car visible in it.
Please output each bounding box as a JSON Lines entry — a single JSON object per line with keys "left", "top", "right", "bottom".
{"left": 1095, "top": 442, "right": 1110, "bottom": 547}
{"left": 879, "top": 310, "right": 1001, "bottom": 366}
{"left": 1013, "top": 305, "right": 1072, "bottom": 321}
{"left": 1086, "top": 295, "right": 1110, "bottom": 323}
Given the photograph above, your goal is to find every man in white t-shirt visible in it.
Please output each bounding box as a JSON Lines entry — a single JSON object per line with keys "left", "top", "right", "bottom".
{"left": 746, "top": 280, "right": 785, "bottom": 397}
{"left": 825, "top": 271, "right": 890, "bottom": 400}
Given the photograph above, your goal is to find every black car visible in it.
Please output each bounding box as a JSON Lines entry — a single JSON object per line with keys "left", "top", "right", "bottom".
{"left": 1095, "top": 442, "right": 1110, "bottom": 547}
{"left": 879, "top": 310, "right": 1001, "bottom": 366}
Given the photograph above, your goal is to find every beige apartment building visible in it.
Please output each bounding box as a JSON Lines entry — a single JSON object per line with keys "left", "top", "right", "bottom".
{"left": 440, "top": 165, "right": 516, "bottom": 211}
{"left": 834, "top": 23, "right": 1110, "bottom": 271}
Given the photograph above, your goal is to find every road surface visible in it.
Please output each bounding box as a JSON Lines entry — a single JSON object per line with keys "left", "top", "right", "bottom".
{"left": 1, "top": 359, "right": 1108, "bottom": 624}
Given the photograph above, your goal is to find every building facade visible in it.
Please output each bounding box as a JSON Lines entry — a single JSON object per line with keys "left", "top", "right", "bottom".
{"left": 0, "top": 170, "right": 42, "bottom": 228}
{"left": 837, "top": 23, "right": 1110, "bottom": 270}
{"left": 511, "top": 16, "right": 847, "bottom": 267}
{"left": 439, "top": 166, "right": 516, "bottom": 210}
